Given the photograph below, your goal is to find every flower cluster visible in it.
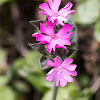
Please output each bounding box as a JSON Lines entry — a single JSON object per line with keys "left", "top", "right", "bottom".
{"left": 32, "top": 0, "right": 77, "bottom": 87}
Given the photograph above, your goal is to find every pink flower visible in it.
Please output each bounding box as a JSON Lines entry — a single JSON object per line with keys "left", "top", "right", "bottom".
{"left": 39, "top": 0, "right": 75, "bottom": 25}
{"left": 46, "top": 58, "right": 77, "bottom": 87}
{"left": 32, "top": 21, "right": 73, "bottom": 53}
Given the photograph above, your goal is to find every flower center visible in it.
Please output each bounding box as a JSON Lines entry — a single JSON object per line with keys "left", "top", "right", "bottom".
{"left": 58, "top": 67, "right": 62, "bottom": 71}
{"left": 52, "top": 34, "right": 56, "bottom": 39}
{"left": 54, "top": 12, "right": 58, "bottom": 16}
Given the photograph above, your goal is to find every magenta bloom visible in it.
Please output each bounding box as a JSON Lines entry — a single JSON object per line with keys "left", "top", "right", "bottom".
{"left": 39, "top": 0, "right": 75, "bottom": 25}
{"left": 32, "top": 21, "right": 73, "bottom": 53}
{"left": 46, "top": 58, "right": 77, "bottom": 87}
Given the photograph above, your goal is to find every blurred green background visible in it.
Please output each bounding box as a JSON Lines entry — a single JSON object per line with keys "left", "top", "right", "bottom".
{"left": 0, "top": 0, "right": 100, "bottom": 100}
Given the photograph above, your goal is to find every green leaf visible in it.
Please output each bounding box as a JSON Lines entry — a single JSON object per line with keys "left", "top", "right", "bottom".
{"left": 13, "top": 81, "right": 30, "bottom": 93}
{"left": 12, "top": 51, "right": 53, "bottom": 93}
{"left": 0, "top": 49, "right": 5, "bottom": 63}
{"left": 23, "top": 72, "right": 53, "bottom": 93}
{"left": 0, "top": 76, "right": 8, "bottom": 87}
{"left": 66, "top": 15, "right": 74, "bottom": 25}
{"left": 0, "top": 86, "right": 17, "bottom": 100}
{"left": 77, "top": 88, "right": 92, "bottom": 100}
{"left": 74, "top": 0, "right": 100, "bottom": 26}
{"left": 78, "top": 74, "right": 90, "bottom": 87}
{"left": 40, "top": 56, "right": 53, "bottom": 70}
{"left": 29, "top": 20, "right": 44, "bottom": 31}
{"left": 0, "top": 0, "right": 14, "bottom": 6}
{"left": 13, "top": 51, "right": 42, "bottom": 72}
{"left": 94, "top": 21, "right": 100, "bottom": 42}
{"left": 0, "top": 0, "right": 8, "bottom": 6}
{"left": 28, "top": 42, "right": 48, "bottom": 57}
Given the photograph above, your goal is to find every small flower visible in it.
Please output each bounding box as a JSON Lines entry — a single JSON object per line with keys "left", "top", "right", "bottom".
{"left": 39, "top": 0, "right": 75, "bottom": 25}
{"left": 46, "top": 58, "right": 77, "bottom": 87}
{"left": 32, "top": 21, "right": 73, "bottom": 53}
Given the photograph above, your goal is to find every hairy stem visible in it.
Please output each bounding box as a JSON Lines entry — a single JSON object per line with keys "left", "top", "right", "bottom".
{"left": 52, "top": 82, "right": 58, "bottom": 100}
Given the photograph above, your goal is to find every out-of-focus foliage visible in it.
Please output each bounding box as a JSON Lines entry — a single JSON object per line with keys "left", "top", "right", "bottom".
{"left": 12, "top": 81, "right": 30, "bottom": 93}
{"left": 0, "top": 86, "right": 17, "bottom": 100}
{"left": 0, "top": 0, "right": 9, "bottom": 6}
{"left": 0, "top": 49, "right": 53, "bottom": 99}
{"left": 0, "top": 0, "right": 14, "bottom": 6}
{"left": 78, "top": 74, "right": 90, "bottom": 88}
{"left": 0, "top": 48, "right": 92, "bottom": 100}
{"left": 74, "top": 0, "right": 100, "bottom": 26}
{"left": 12, "top": 51, "right": 53, "bottom": 93}
{"left": 0, "top": 75, "right": 17, "bottom": 100}
{"left": 94, "top": 21, "right": 100, "bottom": 42}
{"left": 0, "top": 76, "right": 8, "bottom": 86}
{"left": 0, "top": 49, "right": 5, "bottom": 62}
{"left": 0, "top": 49, "right": 7, "bottom": 73}
{"left": 42, "top": 83, "right": 92, "bottom": 100}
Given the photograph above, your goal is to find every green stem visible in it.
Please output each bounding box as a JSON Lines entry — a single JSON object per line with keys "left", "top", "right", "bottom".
{"left": 52, "top": 82, "right": 58, "bottom": 100}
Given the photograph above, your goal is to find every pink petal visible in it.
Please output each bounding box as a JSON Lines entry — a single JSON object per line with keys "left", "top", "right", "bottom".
{"left": 70, "top": 71, "right": 77, "bottom": 76}
{"left": 59, "top": 72, "right": 67, "bottom": 87}
{"left": 46, "top": 68, "right": 54, "bottom": 75}
{"left": 62, "top": 70, "right": 73, "bottom": 82}
{"left": 55, "top": 44, "right": 66, "bottom": 49}
{"left": 55, "top": 72, "right": 67, "bottom": 87}
{"left": 32, "top": 32, "right": 40, "bottom": 37}
{"left": 57, "top": 32, "right": 73, "bottom": 39}
{"left": 46, "top": 60, "right": 57, "bottom": 67}
{"left": 50, "top": 39, "right": 67, "bottom": 51}
{"left": 55, "top": 72, "right": 60, "bottom": 87}
{"left": 48, "top": 0, "right": 61, "bottom": 12}
{"left": 62, "top": 58, "right": 73, "bottom": 66}
{"left": 54, "top": 38, "right": 71, "bottom": 46}
{"left": 57, "top": 24, "right": 72, "bottom": 35}
{"left": 60, "top": 39, "right": 71, "bottom": 45}
{"left": 46, "top": 38, "right": 68, "bottom": 53}
{"left": 59, "top": 10, "right": 75, "bottom": 17}
{"left": 61, "top": 2, "right": 73, "bottom": 11}
{"left": 58, "top": 2, "right": 75, "bottom": 17}
{"left": 46, "top": 43, "right": 52, "bottom": 53}
{"left": 47, "top": 0, "right": 52, "bottom": 5}
{"left": 46, "top": 21, "right": 55, "bottom": 34}
{"left": 40, "top": 22, "right": 54, "bottom": 36}
{"left": 57, "top": 16, "right": 68, "bottom": 22}
{"left": 66, "top": 64, "right": 77, "bottom": 71}
{"left": 39, "top": 41, "right": 48, "bottom": 44}
{"left": 36, "top": 33, "right": 51, "bottom": 43}
{"left": 56, "top": 20, "right": 65, "bottom": 26}
{"left": 63, "top": 70, "right": 77, "bottom": 76}
{"left": 39, "top": 11, "right": 48, "bottom": 16}
{"left": 48, "top": 40, "right": 57, "bottom": 52}
{"left": 48, "top": 16, "right": 57, "bottom": 22}
{"left": 46, "top": 69, "right": 57, "bottom": 81}
{"left": 56, "top": 16, "right": 69, "bottom": 25}
{"left": 39, "top": 3, "right": 53, "bottom": 16}
{"left": 54, "top": 58, "right": 61, "bottom": 66}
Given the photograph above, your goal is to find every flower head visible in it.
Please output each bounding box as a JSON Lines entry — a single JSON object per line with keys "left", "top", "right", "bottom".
{"left": 39, "top": 0, "right": 75, "bottom": 25}
{"left": 32, "top": 21, "right": 73, "bottom": 53}
{"left": 46, "top": 58, "right": 77, "bottom": 87}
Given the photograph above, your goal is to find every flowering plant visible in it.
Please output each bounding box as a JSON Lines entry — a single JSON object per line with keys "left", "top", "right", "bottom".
{"left": 29, "top": 0, "right": 77, "bottom": 100}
